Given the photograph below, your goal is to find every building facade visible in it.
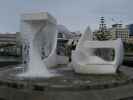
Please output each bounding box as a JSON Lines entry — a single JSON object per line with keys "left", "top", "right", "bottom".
{"left": 109, "top": 24, "right": 129, "bottom": 42}
{"left": 127, "top": 24, "right": 133, "bottom": 36}
{"left": 0, "top": 33, "right": 22, "bottom": 63}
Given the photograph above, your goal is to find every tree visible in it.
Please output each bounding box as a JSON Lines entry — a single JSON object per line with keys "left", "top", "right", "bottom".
{"left": 95, "top": 31, "right": 112, "bottom": 41}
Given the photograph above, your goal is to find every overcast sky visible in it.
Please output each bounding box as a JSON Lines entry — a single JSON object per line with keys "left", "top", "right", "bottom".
{"left": 0, "top": 0, "right": 133, "bottom": 32}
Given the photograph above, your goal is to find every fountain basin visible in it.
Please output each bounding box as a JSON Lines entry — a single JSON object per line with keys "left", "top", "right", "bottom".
{"left": 0, "top": 65, "right": 133, "bottom": 100}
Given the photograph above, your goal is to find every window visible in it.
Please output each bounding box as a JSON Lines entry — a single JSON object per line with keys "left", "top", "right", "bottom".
{"left": 58, "top": 33, "right": 64, "bottom": 38}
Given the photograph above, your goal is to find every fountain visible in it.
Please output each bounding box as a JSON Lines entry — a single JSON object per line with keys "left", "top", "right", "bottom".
{"left": 19, "top": 12, "right": 58, "bottom": 77}
{"left": 0, "top": 12, "right": 132, "bottom": 100}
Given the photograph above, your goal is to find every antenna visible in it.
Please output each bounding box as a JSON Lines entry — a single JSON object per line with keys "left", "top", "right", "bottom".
{"left": 99, "top": 17, "right": 107, "bottom": 33}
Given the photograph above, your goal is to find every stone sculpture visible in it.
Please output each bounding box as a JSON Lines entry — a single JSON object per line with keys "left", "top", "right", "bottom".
{"left": 72, "top": 26, "right": 124, "bottom": 74}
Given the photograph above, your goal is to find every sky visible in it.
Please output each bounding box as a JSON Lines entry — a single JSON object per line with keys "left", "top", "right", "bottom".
{"left": 0, "top": 0, "right": 133, "bottom": 32}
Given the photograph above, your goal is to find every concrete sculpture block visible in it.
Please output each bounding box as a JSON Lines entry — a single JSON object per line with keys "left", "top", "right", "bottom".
{"left": 19, "top": 12, "right": 58, "bottom": 77}
{"left": 72, "top": 26, "right": 124, "bottom": 74}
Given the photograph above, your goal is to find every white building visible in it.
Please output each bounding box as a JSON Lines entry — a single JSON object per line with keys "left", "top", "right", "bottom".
{"left": 109, "top": 24, "right": 129, "bottom": 42}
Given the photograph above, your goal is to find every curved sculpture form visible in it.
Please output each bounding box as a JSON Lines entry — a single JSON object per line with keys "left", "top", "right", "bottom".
{"left": 72, "top": 26, "right": 124, "bottom": 74}
{"left": 44, "top": 25, "right": 69, "bottom": 67}
{"left": 19, "top": 12, "right": 57, "bottom": 77}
